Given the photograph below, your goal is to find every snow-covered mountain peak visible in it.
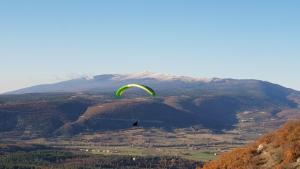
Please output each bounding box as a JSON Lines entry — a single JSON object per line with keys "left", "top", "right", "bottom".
{"left": 112, "top": 71, "right": 212, "bottom": 82}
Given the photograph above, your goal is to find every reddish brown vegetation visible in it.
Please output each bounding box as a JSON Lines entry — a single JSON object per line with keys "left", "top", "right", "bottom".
{"left": 201, "top": 120, "right": 300, "bottom": 169}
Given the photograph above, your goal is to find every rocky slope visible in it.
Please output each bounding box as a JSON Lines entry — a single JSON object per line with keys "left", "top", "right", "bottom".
{"left": 202, "top": 120, "right": 300, "bottom": 169}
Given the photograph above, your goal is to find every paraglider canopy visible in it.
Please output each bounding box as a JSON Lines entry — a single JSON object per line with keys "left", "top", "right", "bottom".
{"left": 115, "top": 84, "right": 156, "bottom": 97}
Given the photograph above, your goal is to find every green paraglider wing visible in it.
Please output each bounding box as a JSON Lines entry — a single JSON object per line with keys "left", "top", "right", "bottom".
{"left": 115, "top": 84, "right": 156, "bottom": 97}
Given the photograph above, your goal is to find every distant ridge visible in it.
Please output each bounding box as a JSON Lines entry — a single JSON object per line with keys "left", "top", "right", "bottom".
{"left": 4, "top": 72, "right": 216, "bottom": 94}
{"left": 5, "top": 72, "right": 297, "bottom": 95}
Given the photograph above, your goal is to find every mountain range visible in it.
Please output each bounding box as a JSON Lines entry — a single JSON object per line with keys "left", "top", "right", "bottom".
{"left": 0, "top": 72, "right": 300, "bottom": 138}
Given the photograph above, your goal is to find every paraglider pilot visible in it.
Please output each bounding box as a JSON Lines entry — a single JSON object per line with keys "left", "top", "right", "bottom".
{"left": 132, "top": 121, "right": 139, "bottom": 127}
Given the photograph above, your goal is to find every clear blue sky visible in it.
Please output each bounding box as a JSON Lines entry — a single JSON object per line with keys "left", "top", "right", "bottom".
{"left": 1, "top": 0, "right": 300, "bottom": 93}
